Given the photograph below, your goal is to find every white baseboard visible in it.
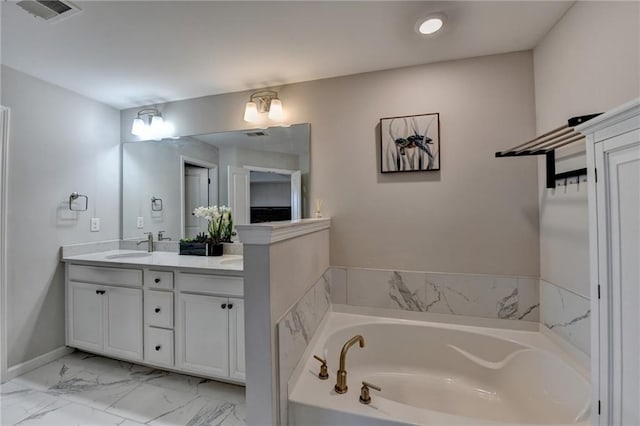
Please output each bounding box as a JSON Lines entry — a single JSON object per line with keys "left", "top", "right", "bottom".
{"left": 6, "top": 346, "right": 74, "bottom": 381}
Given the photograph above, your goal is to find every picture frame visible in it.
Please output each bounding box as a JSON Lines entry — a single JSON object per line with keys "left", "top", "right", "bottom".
{"left": 380, "top": 113, "right": 440, "bottom": 173}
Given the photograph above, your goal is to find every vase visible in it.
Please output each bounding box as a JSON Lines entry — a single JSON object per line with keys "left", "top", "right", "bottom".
{"left": 208, "top": 242, "right": 224, "bottom": 257}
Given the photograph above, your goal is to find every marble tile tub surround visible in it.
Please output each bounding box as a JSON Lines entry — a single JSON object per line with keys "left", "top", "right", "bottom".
{"left": 540, "top": 279, "right": 590, "bottom": 355}
{"left": 277, "top": 268, "right": 331, "bottom": 426}
{"left": 1, "top": 351, "right": 245, "bottom": 426}
{"left": 330, "top": 267, "right": 540, "bottom": 322}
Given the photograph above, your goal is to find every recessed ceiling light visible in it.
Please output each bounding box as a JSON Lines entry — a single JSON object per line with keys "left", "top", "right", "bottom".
{"left": 416, "top": 13, "right": 446, "bottom": 36}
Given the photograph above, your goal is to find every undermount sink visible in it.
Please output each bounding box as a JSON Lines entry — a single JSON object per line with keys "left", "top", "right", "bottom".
{"left": 220, "top": 257, "right": 243, "bottom": 266}
{"left": 105, "top": 252, "right": 151, "bottom": 259}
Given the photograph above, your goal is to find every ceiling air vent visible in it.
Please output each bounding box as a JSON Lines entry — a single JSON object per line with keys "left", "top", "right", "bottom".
{"left": 245, "top": 131, "right": 267, "bottom": 137}
{"left": 16, "top": 1, "right": 81, "bottom": 23}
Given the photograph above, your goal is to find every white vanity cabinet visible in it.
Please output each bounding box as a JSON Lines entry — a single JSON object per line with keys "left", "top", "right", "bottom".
{"left": 66, "top": 265, "right": 143, "bottom": 361}
{"left": 177, "top": 293, "right": 230, "bottom": 377}
{"left": 176, "top": 273, "right": 245, "bottom": 381}
{"left": 65, "top": 259, "right": 245, "bottom": 384}
{"left": 581, "top": 99, "right": 640, "bottom": 425}
{"left": 229, "top": 298, "right": 245, "bottom": 380}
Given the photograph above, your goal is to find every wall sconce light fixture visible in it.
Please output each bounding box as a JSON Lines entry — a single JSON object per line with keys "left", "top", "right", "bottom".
{"left": 243, "top": 90, "right": 284, "bottom": 123}
{"left": 131, "top": 108, "right": 174, "bottom": 140}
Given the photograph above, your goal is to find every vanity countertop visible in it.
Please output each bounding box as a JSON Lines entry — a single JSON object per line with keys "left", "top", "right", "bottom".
{"left": 62, "top": 250, "right": 243, "bottom": 273}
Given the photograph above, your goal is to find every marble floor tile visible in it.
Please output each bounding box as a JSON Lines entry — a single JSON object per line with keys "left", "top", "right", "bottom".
{"left": 148, "top": 396, "right": 246, "bottom": 426}
{"left": 14, "top": 400, "right": 125, "bottom": 425}
{"left": 1, "top": 351, "right": 246, "bottom": 426}
{"left": 104, "top": 382, "right": 200, "bottom": 423}
{"left": 193, "top": 380, "right": 245, "bottom": 405}
{"left": 11, "top": 357, "right": 85, "bottom": 392}
{"left": 143, "top": 371, "right": 245, "bottom": 404}
{"left": 46, "top": 369, "right": 141, "bottom": 410}
{"left": 1, "top": 383, "right": 63, "bottom": 425}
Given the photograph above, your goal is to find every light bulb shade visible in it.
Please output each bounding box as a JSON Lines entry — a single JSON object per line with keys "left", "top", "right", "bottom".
{"left": 268, "top": 98, "right": 283, "bottom": 121}
{"left": 244, "top": 101, "right": 259, "bottom": 123}
{"left": 131, "top": 117, "right": 146, "bottom": 136}
{"left": 150, "top": 115, "right": 164, "bottom": 130}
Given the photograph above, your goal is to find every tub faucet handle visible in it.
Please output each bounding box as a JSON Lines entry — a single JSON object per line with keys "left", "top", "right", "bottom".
{"left": 313, "top": 355, "right": 329, "bottom": 380}
{"left": 359, "top": 381, "right": 381, "bottom": 405}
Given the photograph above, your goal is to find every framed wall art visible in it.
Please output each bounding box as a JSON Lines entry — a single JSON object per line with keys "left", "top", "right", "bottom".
{"left": 380, "top": 113, "right": 440, "bottom": 173}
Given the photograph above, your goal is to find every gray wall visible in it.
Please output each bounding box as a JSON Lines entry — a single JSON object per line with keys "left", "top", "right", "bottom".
{"left": 534, "top": 1, "right": 640, "bottom": 298}
{"left": 122, "top": 51, "right": 539, "bottom": 276}
{"left": 251, "top": 182, "right": 291, "bottom": 207}
{"left": 1, "top": 66, "right": 121, "bottom": 367}
{"left": 533, "top": 2, "right": 639, "bottom": 354}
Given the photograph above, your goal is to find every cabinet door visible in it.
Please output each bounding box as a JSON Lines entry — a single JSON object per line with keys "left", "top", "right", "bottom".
{"left": 68, "top": 282, "right": 103, "bottom": 352}
{"left": 103, "top": 286, "right": 143, "bottom": 361}
{"left": 228, "top": 298, "right": 245, "bottom": 380}
{"left": 177, "top": 293, "right": 229, "bottom": 377}
{"left": 597, "top": 134, "right": 640, "bottom": 425}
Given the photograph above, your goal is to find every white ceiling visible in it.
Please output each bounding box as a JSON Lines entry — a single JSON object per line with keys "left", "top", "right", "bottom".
{"left": 1, "top": 1, "right": 572, "bottom": 110}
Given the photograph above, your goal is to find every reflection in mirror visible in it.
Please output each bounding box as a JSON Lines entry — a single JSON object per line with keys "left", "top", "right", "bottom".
{"left": 122, "top": 123, "right": 310, "bottom": 240}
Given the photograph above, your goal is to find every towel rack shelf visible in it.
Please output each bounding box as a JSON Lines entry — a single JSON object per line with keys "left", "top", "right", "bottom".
{"left": 495, "top": 113, "right": 601, "bottom": 188}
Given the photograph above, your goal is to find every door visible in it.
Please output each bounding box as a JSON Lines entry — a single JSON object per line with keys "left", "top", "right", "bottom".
{"left": 67, "top": 282, "right": 103, "bottom": 352}
{"left": 184, "top": 165, "right": 209, "bottom": 239}
{"left": 177, "top": 293, "right": 229, "bottom": 377}
{"left": 228, "top": 166, "right": 250, "bottom": 225}
{"left": 228, "top": 298, "right": 245, "bottom": 380}
{"left": 596, "top": 132, "right": 640, "bottom": 425}
{"left": 103, "top": 286, "right": 143, "bottom": 361}
{"left": 291, "top": 170, "right": 302, "bottom": 221}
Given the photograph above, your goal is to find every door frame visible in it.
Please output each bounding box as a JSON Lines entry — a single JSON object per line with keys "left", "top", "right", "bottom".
{"left": 0, "top": 106, "right": 9, "bottom": 382}
{"left": 180, "top": 156, "right": 218, "bottom": 240}
{"left": 244, "top": 165, "right": 301, "bottom": 220}
{"left": 243, "top": 165, "right": 296, "bottom": 176}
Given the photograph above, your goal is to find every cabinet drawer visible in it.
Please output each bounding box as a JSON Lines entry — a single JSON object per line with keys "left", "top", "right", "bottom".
{"left": 144, "top": 327, "right": 174, "bottom": 366}
{"left": 179, "top": 273, "right": 243, "bottom": 297}
{"left": 144, "top": 270, "right": 174, "bottom": 290}
{"left": 69, "top": 264, "right": 142, "bottom": 287}
{"left": 144, "top": 290, "right": 173, "bottom": 329}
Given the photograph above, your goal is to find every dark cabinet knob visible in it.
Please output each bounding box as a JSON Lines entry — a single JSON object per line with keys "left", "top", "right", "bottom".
{"left": 228, "top": 303, "right": 233, "bottom": 309}
{"left": 154, "top": 278, "right": 161, "bottom": 283}
{"left": 95, "top": 290, "right": 105, "bottom": 295}
{"left": 155, "top": 345, "right": 161, "bottom": 351}
{"left": 221, "top": 303, "right": 227, "bottom": 309}
{"left": 155, "top": 307, "right": 161, "bottom": 313}
{"left": 96, "top": 290, "right": 100, "bottom": 295}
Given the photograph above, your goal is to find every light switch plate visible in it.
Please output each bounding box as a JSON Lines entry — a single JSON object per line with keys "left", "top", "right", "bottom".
{"left": 137, "top": 216, "right": 144, "bottom": 228}
{"left": 90, "top": 218, "right": 100, "bottom": 232}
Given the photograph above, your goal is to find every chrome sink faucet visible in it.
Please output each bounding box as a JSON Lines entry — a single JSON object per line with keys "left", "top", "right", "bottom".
{"left": 137, "top": 232, "right": 154, "bottom": 252}
{"left": 157, "top": 231, "right": 171, "bottom": 241}
{"left": 334, "top": 335, "right": 365, "bottom": 394}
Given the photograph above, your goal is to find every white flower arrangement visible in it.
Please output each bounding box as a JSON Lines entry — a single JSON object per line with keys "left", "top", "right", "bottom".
{"left": 193, "top": 205, "right": 234, "bottom": 244}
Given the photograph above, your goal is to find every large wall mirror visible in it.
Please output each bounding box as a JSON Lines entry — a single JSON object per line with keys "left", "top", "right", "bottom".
{"left": 122, "top": 123, "right": 310, "bottom": 240}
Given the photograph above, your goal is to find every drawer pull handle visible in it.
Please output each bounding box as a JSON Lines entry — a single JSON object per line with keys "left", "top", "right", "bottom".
{"left": 154, "top": 278, "right": 161, "bottom": 284}
{"left": 228, "top": 303, "right": 233, "bottom": 309}
{"left": 221, "top": 303, "right": 227, "bottom": 309}
{"left": 95, "top": 290, "right": 105, "bottom": 295}
{"left": 155, "top": 307, "right": 161, "bottom": 313}
{"left": 155, "top": 345, "right": 161, "bottom": 351}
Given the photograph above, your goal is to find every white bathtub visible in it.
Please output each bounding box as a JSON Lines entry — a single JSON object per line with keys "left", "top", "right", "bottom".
{"left": 288, "top": 312, "right": 590, "bottom": 426}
